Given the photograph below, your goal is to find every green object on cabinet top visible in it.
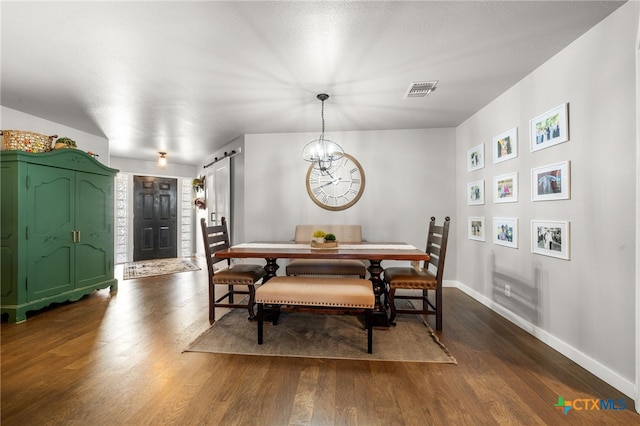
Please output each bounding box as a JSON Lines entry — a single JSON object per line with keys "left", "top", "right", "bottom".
{"left": 0, "top": 149, "right": 118, "bottom": 176}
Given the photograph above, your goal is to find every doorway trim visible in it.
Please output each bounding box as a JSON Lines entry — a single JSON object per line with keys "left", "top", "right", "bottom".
{"left": 115, "top": 173, "right": 193, "bottom": 263}
{"left": 634, "top": 8, "right": 639, "bottom": 414}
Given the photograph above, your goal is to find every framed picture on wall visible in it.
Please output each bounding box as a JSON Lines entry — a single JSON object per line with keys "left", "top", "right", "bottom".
{"left": 493, "top": 172, "right": 518, "bottom": 203}
{"left": 493, "top": 127, "right": 518, "bottom": 164}
{"left": 493, "top": 217, "right": 518, "bottom": 248}
{"left": 530, "top": 103, "right": 569, "bottom": 152}
{"left": 468, "top": 217, "right": 485, "bottom": 241}
{"left": 467, "top": 143, "right": 485, "bottom": 172}
{"left": 531, "top": 161, "right": 571, "bottom": 201}
{"left": 467, "top": 180, "right": 485, "bottom": 205}
{"left": 531, "top": 220, "right": 570, "bottom": 260}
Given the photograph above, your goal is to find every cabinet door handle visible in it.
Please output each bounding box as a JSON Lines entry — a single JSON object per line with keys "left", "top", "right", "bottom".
{"left": 76, "top": 230, "right": 80, "bottom": 243}
{"left": 72, "top": 231, "right": 77, "bottom": 243}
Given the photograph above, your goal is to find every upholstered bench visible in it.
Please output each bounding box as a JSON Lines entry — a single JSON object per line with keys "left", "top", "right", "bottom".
{"left": 286, "top": 224, "right": 367, "bottom": 278}
{"left": 255, "top": 276, "right": 375, "bottom": 353}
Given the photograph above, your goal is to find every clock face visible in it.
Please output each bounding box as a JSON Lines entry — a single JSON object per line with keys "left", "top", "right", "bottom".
{"left": 306, "top": 153, "right": 365, "bottom": 211}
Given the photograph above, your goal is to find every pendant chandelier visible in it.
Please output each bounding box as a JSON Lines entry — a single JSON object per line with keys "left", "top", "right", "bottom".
{"left": 302, "top": 93, "right": 344, "bottom": 174}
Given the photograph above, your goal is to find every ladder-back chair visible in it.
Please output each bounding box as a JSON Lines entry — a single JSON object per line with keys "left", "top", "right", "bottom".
{"left": 383, "top": 216, "right": 450, "bottom": 330}
{"left": 200, "top": 217, "right": 266, "bottom": 323}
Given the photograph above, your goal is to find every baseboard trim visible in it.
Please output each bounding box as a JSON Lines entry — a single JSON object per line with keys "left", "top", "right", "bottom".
{"left": 444, "top": 280, "right": 635, "bottom": 399}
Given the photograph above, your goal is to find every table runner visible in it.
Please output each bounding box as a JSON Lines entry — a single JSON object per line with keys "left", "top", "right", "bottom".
{"left": 232, "top": 243, "right": 418, "bottom": 250}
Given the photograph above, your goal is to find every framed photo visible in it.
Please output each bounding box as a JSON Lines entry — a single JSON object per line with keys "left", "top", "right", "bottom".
{"left": 468, "top": 217, "right": 485, "bottom": 241}
{"left": 531, "top": 220, "right": 570, "bottom": 260}
{"left": 493, "top": 172, "right": 518, "bottom": 203}
{"left": 530, "top": 103, "right": 569, "bottom": 152}
{"left": 493, "top": 127, "right": 518, "bottom": 164}
{"left": 467, "top": 143, "right": 484, "bottom": 172}
{"left": 467, "top": 180, "right": 485, "bottom": 205}
{"left": 532, "top": 161, "right": 570, "bottom": 201}
{"left": 493, "top": 217, "right": 518, "bottom": 248}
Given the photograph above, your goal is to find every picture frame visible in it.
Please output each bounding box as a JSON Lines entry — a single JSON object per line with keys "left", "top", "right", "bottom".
{"left": 531, "top": 220, "right": 570, "bottom": 260}
{"left": 531, "top": 161, "right": 571, "bottom": 201}
{"left": 530, "top": 103, "right": 569, "bottom": 152}
{"left": 467, "top": 180, "right": 485, "bottom": 205}
{"left": 493, "top": 172, "right": 518, "bottom": 203}
{"left": 468, "top": 217, "right": 485, "bottom": 241}
{"left": 493, "top": 217, "right": 518, "bottom": 248}
{"left": 493, "top": 127, "right": 518, "bottom": 164}
{"left": 467, "top": 143, "right": 485, "bottom": 172}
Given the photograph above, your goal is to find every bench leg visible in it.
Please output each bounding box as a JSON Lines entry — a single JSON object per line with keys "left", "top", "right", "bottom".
{"left": 272, "top": 304, "right": 281, "bottom": 325}
{"left": 366, "top": 309, "right": 373, "bottom": 354}
{"left": 258, "top": 303, "right": 264, "bottom": 345}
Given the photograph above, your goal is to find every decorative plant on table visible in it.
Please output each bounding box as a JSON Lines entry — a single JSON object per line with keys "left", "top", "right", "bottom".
{"left": 312, "top": 230, "right": 326, "bottom": 244}
{"left": 324, "top": 233, "right": 337, "bottom": 242}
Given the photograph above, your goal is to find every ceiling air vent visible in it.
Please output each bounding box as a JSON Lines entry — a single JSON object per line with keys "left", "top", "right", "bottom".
{"left": 404, "top": 81, "right": 438, "bottom": 98}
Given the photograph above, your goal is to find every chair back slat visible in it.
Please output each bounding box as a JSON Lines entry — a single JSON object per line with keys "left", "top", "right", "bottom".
{"left": 424, "top": 216, "right": 451, "bottom": 281}
{"left": 200, "top": 217, "right": 232, "bottom": 277}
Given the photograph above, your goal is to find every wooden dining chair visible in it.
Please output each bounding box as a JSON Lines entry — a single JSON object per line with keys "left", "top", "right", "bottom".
{"left": 200, "top": 217, "right": 266, "bottom": 324}
{"left": 383, "top": 216, "right": 450, "bottom": 330}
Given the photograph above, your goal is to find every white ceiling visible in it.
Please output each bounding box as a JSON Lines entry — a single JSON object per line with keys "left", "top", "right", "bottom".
{"left": 1, "top": 1, "right": 625, "bottom": 166}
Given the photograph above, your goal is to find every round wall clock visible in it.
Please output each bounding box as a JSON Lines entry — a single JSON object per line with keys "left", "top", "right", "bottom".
{"left": 305, "top": 153, "right": 366, "bottom": 211}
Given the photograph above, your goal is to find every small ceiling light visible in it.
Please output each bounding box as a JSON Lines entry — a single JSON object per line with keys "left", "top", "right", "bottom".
{"left": 157, "top": 152, "right": 167, "bottom": 168}
{"left": 302, "top": 93, "right": 344, "bottom": 174}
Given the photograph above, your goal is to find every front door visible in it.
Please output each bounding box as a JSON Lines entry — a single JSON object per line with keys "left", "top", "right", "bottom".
{"left": 133, "top": 176, "right": 178, "bottom": 261}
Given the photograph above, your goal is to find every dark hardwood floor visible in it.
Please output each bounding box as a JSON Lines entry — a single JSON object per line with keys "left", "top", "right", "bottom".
{"left": 2, "top": 260, "right": 636, "bottom": 425}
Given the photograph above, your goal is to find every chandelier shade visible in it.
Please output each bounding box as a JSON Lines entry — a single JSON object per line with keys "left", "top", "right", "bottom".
{"left": 302, "top": 94, "right": 344, "bottom": 173}
{"left": 157, "top": 151, "right": 167, "bottom": 168}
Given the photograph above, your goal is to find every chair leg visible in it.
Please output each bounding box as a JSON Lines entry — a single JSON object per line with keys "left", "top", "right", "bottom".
{"left": 209, "top": 282, "right": 215, "bottom": 325}
{"left": 257, "top": 303, "right": 264, "bottom": 344}
{"left": 388, "top": 287, "right": 398, "bottom": 326}
{"left": 228, "top": 284, "right": 234, "bottom": 303}
{"left": 366, "top": 309, "right": 373, "bottom": 354}
{"left": 247, "top": 284, "right": 256, "bottom": 320}
{"left": 435, "top": 288, "right": 442, "bottom": 331}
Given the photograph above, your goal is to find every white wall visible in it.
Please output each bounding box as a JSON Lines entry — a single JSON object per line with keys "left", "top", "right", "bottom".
{"left": 636, "top": 3, "right": 640, "bottom": 413}
{"left": 1, "top": 106, "right": 111, "bottom": 166}
{"left": 110, "top": 156, "right": 197, "bottom": 178}
{"left": 456, "top": 1, "right": 638, "bottom": 397}
{"left": 241, "top": 128, "right": 457, "bottom": 276}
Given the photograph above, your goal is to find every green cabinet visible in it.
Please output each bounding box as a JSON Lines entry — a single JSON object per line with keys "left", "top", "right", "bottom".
{"left": 1, "top": 150, "right": 118, "bottom": 322}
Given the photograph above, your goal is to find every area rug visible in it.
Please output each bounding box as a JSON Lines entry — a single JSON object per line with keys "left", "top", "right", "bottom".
{"left": 185, "top": 302, "right": 456, "bottom": 363}
{"left": 123, "top": 258, "right": 201, "bottom": 280}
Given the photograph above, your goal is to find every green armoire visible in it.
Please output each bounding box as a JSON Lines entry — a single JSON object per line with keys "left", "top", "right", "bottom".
{"left": 1, "top": 149, "right": 118, "bottom": 322}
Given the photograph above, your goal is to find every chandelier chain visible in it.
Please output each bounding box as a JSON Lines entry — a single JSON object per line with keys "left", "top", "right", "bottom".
{"left": 320, "top": 98, "right": 325, "bottom": 140}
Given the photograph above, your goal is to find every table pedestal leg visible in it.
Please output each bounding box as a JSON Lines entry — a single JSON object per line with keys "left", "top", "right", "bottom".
{"left": 263, "top": 258, "right": 279, "bottom": 282}
{"left": 367, "top": 259, "right": 390, "bottom": 327}
{"left": 260, "top": 258, "right": 280, "bottom": 321}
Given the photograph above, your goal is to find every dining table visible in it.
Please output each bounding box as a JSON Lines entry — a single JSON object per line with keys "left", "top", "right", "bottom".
{"left": 214, "top": 242, "right": 430, "bottom": 327}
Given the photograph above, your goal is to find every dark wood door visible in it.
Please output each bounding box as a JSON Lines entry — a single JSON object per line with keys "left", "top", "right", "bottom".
{"left": 133, "top": 176, "right": 178, "bottom": 261}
